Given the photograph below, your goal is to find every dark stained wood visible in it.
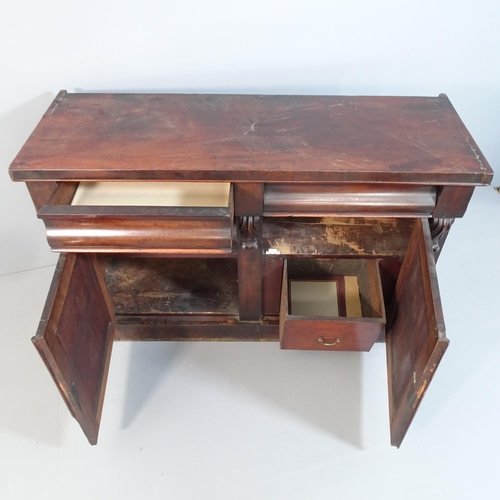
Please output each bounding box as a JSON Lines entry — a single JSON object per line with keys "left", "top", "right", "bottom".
{"left": 262, "top": 256, "right": 284, "bottom": 316}
{"left": 38, "top": 205, "right": 233, "bottom": 253}
{"left": 31, "top": 253, "right": 114, "bottom": 445}
{"left": 101, "top": 256, "right": 239, "bottom": 316}
{"left": 378, "top": 259, "right": 403, "bottom": 327}
{"left": 11, "top": 92, "right": 488, "bottom": 447}
{"left": 433, "top": 186, "right": 474, "bottom": 218}
{"left": 438, "top": 93, "right": 492, "bottom": 185}
{"left": 46, "top": 181, "right": 79, "bottom": 206}
{"left": 429, "top": 218, "right": 455, "bottom": 261}
{"left": 37, "top": 181, "right": 234, "bottom": 253}
{"left": 9, "top": 93, "right": 493, "bottom": 185}
{"left": 236, "top": 183, "right": 264, "bottom": 321}
{"left": 280, "top": 259, "right": 385, "bottom": 351}
{"left": 264, "top": 184, "right": 437, "bottom": 217}
{"left": 26, "top": 181, "right": 59, "bottom": 211}
{"left": 237, "top": 248, "right": 262, "bottom": 321}
{"left": 386, "top": 218, "right": 449, "bottom": 447}
{"left": 234, "top": 183, "right": 264, "bottom": 216}
{"left": 263, "top": 217, "right": 414, "bottom": 257}
{"left": 114, "top": 320, "right": 279, "bottom": 341}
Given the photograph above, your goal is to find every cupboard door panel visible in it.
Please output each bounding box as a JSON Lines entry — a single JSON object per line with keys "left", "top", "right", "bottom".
{"left": 386, "top": 218, "right": 448, "bottom": 447}
{"left": 32, "top": 253, "right": 114, "bottom": 445}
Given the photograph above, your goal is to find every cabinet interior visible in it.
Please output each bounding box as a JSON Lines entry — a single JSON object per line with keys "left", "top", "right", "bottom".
{"left": 100, "top": 256, "right": 239, "bottom": 318}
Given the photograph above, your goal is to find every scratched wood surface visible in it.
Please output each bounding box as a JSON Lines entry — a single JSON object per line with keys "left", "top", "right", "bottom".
{"left": 386, "top": 219, "right": 449, "bottom": 447}
{"left": 32, "top": 253, "right": 114, "bottom": 445}
{"left": 101, "top": 257, "right": 239, "bottom": 316}
{"left": 263, "top": 217, "right": 413, "bottom": 257}
{"left": 9, "top": 92, "right": 492, "bottom": 184}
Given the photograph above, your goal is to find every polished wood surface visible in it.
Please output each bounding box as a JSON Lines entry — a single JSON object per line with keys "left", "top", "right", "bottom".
{"left": 9, "top": 92, "right": 493, "bottom": 184}
{"left": 10, "top": 92, "right": 490, "bottom": 447}
{"left": 38, "top": 181, "right": 234, "bottom": 253}
{"left": 386, "top": 219, "right": 449, "bottom": 447}
{"left": 32, "top": 253, "right": 114, "bottom": 445}
{"left": 264, "top": 184, "right": 437, "bottom": 217}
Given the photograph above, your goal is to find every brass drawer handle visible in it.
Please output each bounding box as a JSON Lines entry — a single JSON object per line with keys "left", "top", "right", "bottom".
{"left": 317, "top": 336, "right": 342, "bottom": 346}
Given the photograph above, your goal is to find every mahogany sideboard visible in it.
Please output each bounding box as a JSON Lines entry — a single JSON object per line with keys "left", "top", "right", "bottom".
{"left": 9, "top": 92, "right": 493, "bottom": 447}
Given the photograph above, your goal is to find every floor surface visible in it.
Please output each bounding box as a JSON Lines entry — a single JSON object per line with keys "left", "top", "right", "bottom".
{"left": 1, "top": 187, "right": 499, "bottom": 499}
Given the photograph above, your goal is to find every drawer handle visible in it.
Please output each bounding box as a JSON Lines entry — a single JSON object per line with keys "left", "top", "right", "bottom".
{"left": 317, "top": 336, "right": 342, "bottom": 346}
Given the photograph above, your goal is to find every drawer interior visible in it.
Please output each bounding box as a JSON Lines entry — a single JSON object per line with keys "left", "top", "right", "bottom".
{"left": 280, "top": 258, "right": 386, "bottom": 351}
{"left": 289, "top": 276, "right": 362, "bottom": 318}
{"left": 286, "top": 258, "right": 384, "bottom": 320}
{"left": 71, "top": 181, "right": 231, "bottom": 207}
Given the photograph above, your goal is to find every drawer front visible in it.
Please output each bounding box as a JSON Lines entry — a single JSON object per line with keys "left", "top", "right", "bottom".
{"left": 279, "top": 258, "right": 386, "bottom": 351}
{"left": 38, "top": 182, "right": 234, "bottom": 253}
{"left": 264, "top": 183, "right": 437, "bottom": 217}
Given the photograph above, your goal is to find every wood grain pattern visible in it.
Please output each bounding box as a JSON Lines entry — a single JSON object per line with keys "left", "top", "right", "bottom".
{"left": 102, "top": 256, "right": 239, "bottom": 317}
{"left": 236, "top": 183, "right": 264, "bottom": 321}
{"left": 38, "top": 206, "right": 233, "bottom": 253}
{"left": 262, "top": 256, "right": 285, "bottom": 316}
{"left": 234, "top": 183, "right": 264, "bottom": 216}
{"left": 433, "top": 186, "right": 474, "bottom": 218}
{"left": 9, "top": 92, "right": 493, "bottom": 185}
{"left": 263, "top": 217, "right": 413, "bottom": 257}
{"left": 386, "top": 218, "right": 448, "bottom": 447}
{"left": 114, "top": 321, "right": 279, "bottom": 341}
{"left": 264, "top": 184, "right": 437, "bottom": 217}
{"left": 11, "top": 92, "right": 485, "bottom": 448}
{"left": 280, "top": 259, "right": 385, "bottom": 351}
{"left": 31, "top": 253, "right": 113, "bottom": 445}
{"left": 37, "top": 181, "right": 234, "bottom": 253}
{"left": 26, "top": 181, "right": 59, "bottom": 211}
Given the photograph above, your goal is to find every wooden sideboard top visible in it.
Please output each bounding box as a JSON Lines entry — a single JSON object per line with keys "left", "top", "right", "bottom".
{"left": 9, "top": 91, "right": 493, "bottom": 185}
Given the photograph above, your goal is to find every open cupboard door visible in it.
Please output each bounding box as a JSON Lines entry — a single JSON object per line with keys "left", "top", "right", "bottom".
{"left": 386, "top": 218, "right": 449, "bottom": 447}
{"left": 32, "top": 253, "right": 114, "bottom": 445}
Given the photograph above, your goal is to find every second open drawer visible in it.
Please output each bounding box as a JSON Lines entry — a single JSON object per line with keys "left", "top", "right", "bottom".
{"left": 37, "top": 181, "right": 234, "bottom": 253}
{"left": 279, "top": 258, "right": 386, "bottom": 351}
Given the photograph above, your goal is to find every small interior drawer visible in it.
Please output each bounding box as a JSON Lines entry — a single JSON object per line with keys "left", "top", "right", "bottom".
{"left": 38, "top": 182, "right": 234, "bottom": 253}
{"left": 280, "top": 258, "right": 386, "bottom": 351}
{"left": 264, "top": 183, "right": 437, "bottom": 217}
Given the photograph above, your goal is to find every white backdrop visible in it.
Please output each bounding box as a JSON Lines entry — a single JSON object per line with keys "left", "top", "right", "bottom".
{"left": 0, "top": 0, "right": 498, "bottom": 275}
{"left": 1, "top": 3, "right": 500, "bottom": 500}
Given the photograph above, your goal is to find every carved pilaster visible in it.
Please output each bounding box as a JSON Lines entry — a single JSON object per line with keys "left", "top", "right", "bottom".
{"left": 429, "top": 217, "right": 455, "bottom": 260}
{"left": 238, "top": 216, "right": 262, "bottom": 250}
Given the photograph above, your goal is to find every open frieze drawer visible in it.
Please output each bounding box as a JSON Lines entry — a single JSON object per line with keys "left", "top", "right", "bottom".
{"left": 37, "top": 181, "right": 234, "bottom": 253}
